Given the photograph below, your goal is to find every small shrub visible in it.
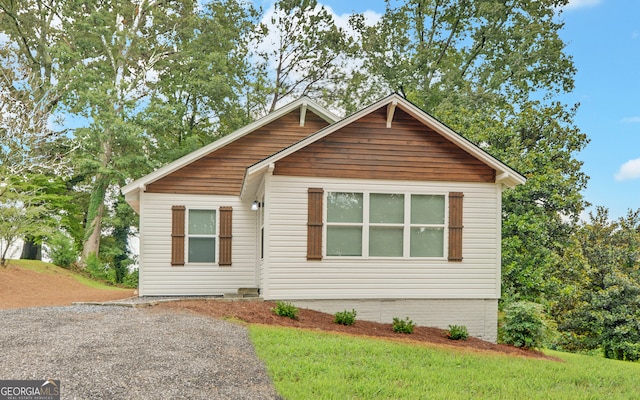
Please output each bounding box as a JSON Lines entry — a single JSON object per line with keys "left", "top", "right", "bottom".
{"left": 334, "top": 309, "right": 357, "bottom": 326}
{"left": 392, "top": 317, "right": 415, "bottom": 334}
{"left": 501, "top": 301, "right": 549, "bottom": 349}
{"left": 48, "top": 233, "right": 78, "bottom": 269}
{"left": 447, "top": 324, "right": 469, "bottom": 341}
{"left": 123, "top": 268, "right": 139, "bottom": 289}
{"left": 271, "top": 301, "right": 299, "bottom": 320}
{"left": 85, "top": 253, "right": 110, "bottom": 281}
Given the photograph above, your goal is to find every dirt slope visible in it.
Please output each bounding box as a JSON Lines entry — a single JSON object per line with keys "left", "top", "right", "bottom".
{"left": 0, "top": 261, "right": 135, "bottom": 309}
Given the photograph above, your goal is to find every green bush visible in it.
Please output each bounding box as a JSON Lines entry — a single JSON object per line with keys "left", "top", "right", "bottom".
{"left": 447, "top": 325, "right": 469, "bottom": 340}
{"left": 272, "top": 301, "right": 299, "bottom": 320}
{"left": 123, "top": 268, "right": 139, "bottom": 289}
{"left": 85, "top": 253, "right": 116, "bottom": 284}
{"left": 48, "top": 233, "right": 78, "bottom": 269}
{"left": 603, "top": 340, "right": 640, "bottom": 362}
{"left": 392, "top": 317, "right": 415, "bottom": 334}
{"left": 334, "top": 309, "right": 357, "bottom": 326}
{"left": 501, "top": 301, "right": 549, "bottom": 349}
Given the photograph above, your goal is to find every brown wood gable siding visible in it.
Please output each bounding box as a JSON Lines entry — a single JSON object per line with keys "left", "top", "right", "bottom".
{"left": 274, "top": 107, "right": 496, "bottom": 183}
{"left": 146, "top": 109, "right": 331, "bottom": 195}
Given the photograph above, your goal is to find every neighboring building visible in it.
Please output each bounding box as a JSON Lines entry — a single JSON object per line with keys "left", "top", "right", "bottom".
{"left": 122, "top": 94, "right": 525, "bottom": 342}
{"left": 0, "top": 238, "right": 23, "bottom": 261}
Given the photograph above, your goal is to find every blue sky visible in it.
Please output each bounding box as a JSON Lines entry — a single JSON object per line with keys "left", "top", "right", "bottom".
{"left": 557, "top": 0, "right": 640, "bottom": 220}
{"left": 259, "top": 0, "right": 638, "bottom": 221}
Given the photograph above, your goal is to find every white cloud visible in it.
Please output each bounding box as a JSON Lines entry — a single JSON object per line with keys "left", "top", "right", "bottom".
{"left": 622, "top": 116, "right": 640, "bottom": 123}
{"left": 615, "top": 158, "right": 640, "bottom": 181}
{"left": 563, "top": 0, "right": 601, "bottom": 10}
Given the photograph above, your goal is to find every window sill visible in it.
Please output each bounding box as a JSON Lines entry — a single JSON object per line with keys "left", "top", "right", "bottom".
{"left": 323, "top": 256, "right": 447, "bottom": 261}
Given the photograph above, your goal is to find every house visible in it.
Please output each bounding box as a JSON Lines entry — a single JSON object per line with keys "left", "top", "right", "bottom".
{"left": 122, "top": 94, "right": 525, "bottom": 342}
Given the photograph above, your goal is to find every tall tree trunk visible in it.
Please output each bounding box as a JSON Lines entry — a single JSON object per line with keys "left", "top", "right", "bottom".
{"left": 80, "top": 134, "right": 113, "bottom": 265}
{"left": 80, "top": 174, "right": 109, "bottom": 265}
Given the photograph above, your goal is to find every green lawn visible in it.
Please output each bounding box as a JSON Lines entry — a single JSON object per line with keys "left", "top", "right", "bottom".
{"left": 250, "top": 325, "right": 640, "bottom": 399}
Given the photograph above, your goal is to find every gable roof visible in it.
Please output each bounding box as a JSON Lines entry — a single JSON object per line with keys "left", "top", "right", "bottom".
{"left": 122, "top": 97, "right": 338, "bottom": 211}
{"left": 240, "top": 93, "right": 525, "bottom": 200}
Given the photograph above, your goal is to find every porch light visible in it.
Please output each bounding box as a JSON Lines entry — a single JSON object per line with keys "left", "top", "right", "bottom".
{"left": 251, "top": 201, "right": 261, "bottom": 211}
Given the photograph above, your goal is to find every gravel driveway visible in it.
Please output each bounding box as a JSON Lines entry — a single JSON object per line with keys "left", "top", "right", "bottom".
{"left": 0, "top": 305, "right": 281, "bottom": 399}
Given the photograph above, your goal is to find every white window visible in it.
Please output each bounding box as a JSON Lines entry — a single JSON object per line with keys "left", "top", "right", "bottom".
{"left": 326, "top": 192, "right": 363, "bottom": 256}
{"left": 326, "top": 192, "right": 445, "bottom": 258}
{"left": 188, "top": 209, "right": 217, "bottom": 263}
{"left": 369, "top": 193, "right": 405, "bottom": 257}
{"left": 409, "top": 195, "right": 445, "bottom": 257}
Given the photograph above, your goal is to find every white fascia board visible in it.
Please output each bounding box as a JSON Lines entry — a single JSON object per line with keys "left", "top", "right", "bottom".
{"left": 243, "top": 93, "right": 526, "bottom": 190}
{"left": 124, "top": 190, "right": 141, "bottom": 214}
{"left": 121, "top": 96, "right": 339, "bottom": 201}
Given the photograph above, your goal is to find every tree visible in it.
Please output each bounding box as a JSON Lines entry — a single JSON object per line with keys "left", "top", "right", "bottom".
{"left": 497, "top": 101, "right": 588, "bottom": 302}
{"left": 0, "top": 201, "right": 44, "bottom": 267}
{"left": 0, "top": 0, "right": 72, "bottom": 178}
{"left": 0, "top": 177, "right": 51, "bottom": 267}
{"left": 255, "top": 0, "right": 355, "bottom": 113}
{"left": 0, "top": 0, "right": 76, "bottom": 258}
{"left": 98, "top": 194, "right": 136, "bottom": 283}
{"left": 54, "top": 0, "right": 200, "bottom": 263}
{"left": 553, "top": 208, "right": 640, "bottom": 361}
{"left": 16, "top": 174, "right": 72, "bottom": 261}
{"left": 354, "top": 0, "right": 574, "bottom": 110}
{"left": 141, "top": 0, "right": 258, "bottom": 165}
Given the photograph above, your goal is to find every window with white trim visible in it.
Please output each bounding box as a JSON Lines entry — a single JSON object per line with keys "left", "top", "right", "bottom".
{"left": 326, "top": 192, "right": 446, "bottom": 258}
{"left": 187, "top": 209, "right": 217, "bottom": 263}
{"left": 326, "top": 192, "right": 363, "bottom": 256}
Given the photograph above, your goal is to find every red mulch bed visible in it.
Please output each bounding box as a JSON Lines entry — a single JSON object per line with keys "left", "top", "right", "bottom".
{"left": 155, "top": 300, "right": 560, "bottom": 361}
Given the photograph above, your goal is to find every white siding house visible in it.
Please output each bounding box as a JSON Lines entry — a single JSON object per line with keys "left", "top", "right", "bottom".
{"left": 122, "top": 94, "right": 525, "bottom": 342}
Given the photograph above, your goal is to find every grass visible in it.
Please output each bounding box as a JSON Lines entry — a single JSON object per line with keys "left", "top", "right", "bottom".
{"left": 6, "top": 259, "right": 126, "bottom": 290}
{"left": 249, "top": 325, "right": 640, "bottom": 400}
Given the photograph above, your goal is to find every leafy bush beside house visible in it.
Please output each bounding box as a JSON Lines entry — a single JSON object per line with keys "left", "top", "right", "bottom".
{"left": 447, "top": 325, "right": 469, "bottom": 341}
{"left": 334, "top": 309, "right": 357, "bottom": 326}
{"left": 392, "top": 317, "right": 415, "bottom": 334}
{"left": 271, "top": 301, "right": 299, "bottom": 320}
{"left": 500, "top": 301, "right": 550, "bottom": 349}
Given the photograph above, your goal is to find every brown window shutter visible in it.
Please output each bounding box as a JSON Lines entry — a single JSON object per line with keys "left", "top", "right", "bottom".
{"left": 448, "top": 192, "right": 464, "bottom": 262}
{"left": 171, "top": 206, "right": 186, "bottom": 266}
{"left": 307, "top": 188, "right": 324, "bottom": 260}
{"left": 219, "top": 206, "right": 233, "bottom": 266}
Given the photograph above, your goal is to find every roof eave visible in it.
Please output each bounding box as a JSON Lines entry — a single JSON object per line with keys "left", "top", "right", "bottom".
{"left": 496, "top": 171, "right": 527, "bottom": 189}
{"left": 124, "top": 188, "right": 141, "bottom": 214}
